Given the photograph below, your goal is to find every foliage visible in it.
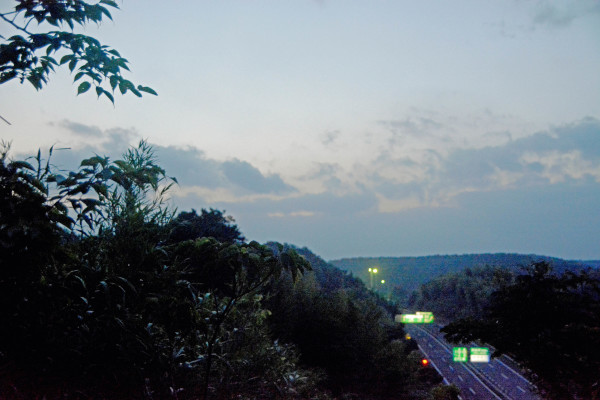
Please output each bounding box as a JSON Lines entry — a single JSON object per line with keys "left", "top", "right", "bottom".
{"left": 0, "top": 141, "right": 450, "bottom": 399}
{"left": 429, "top": 384, "right": 460, "bottom": 400}
{"left": 441, "top": 261, "right": 600, "bottom": 399}
{"left": 0, "top": 142, "right": 317, "bottom": 399}
{"left": 331, "top": 254, "right": 596, "bottom": 304}
{"left": 0, "top": 0, "right": 156, "bottom": 103}
{"left": 168, "top": 208, "right": 245, "bottom": 244}
{"left": 266, "top": 247, "right": 438, "bottom": 398}
{"left": 408, "top": 265, "right": 516, "bottom": 321}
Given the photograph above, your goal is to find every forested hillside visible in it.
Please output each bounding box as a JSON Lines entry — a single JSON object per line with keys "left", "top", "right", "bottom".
{"left": 331, "top": 254, "right": 599, "bottom": 303}
{"left": 407, "top": 266, "right": 516, "bottom": 321}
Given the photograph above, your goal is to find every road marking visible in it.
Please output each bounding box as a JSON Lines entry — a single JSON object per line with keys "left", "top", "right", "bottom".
{"left": 517, "top": 386, "right": 526, "bottom": 393}
{"left": 469, "top": 387, "right": 476, "bottom": 395}
{"left": 501, "top": 373, "right": 509, "bottom": 379}
{"left": 496, "top": 357, "right": 536, "bottom": 386}
{"left": 409, "top": 326, "right": 502, "bottom": 400}
{"left": 487, "top": 363, "right": 495, "bottom": 369}
{"left": 458, "top": 375, "right": 464, "bottom": 382}
{"left": 428, "top": 343, "right": 433, "bottom": 348}
{"left": 449, "top": 365, "right": 454, "bottom": 371}
{"left": 415, "top": 343, "right": 449, "bottom": 385}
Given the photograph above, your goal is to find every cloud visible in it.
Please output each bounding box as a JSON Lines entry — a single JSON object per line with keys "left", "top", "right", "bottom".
{"left": 156, "top": 145, "right": 225, "bottom": 189}
{"left": 55, "top": 119, "right": 103, "bottom": 137}
{"left": 222, "top": 159, "right": 296, "bottom": 194}
{"left": 320, "top": 130, "right": 340, "bottom": 146}
{"left": 378, "top": 117, "right": 443, "bottom": 138}
{"left": 268, "top": 210, "right": 316, "bottom": 218}
{"left": 170, "top": 117, "right": 600, "bottom": 216}
{"left": 17, "top": 118, "right": 600, "bottom": 260}
{"left": 27, "top": 118, "right": 600, "bottom": 225}
{"left": 22, "top": 123, "right": 298, "bottom": 205}
{"left": 532, "top": 1, "right": 600, "bottom": 29}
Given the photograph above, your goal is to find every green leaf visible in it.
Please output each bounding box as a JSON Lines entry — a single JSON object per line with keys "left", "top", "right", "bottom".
{"left": 80, "top": 156, "right": 105, "bottom": 167}
{"left": 74, "top": 72, "right": 84, "bottom": 82}
{"left": 81, "top": 198, "right": 103, "bottom": 208}
{"left": 137, "top": 85, "right": 158, "bottom": 96}
{"left": 97, "top": 5, "right": 113, "bottom": 21}
{"left": 77, "top": 81, "right": 91, "bottom": 95}
{"left": 96, "top": 86, "right": 103, "bottom": 98}
{"left": 60, "top": 54, "right": 73, "bottom": 65}
{"left": 131, "top": 87, "right": 142, "bottom": 98}
{"left": 0, "top": 71, "right": 17, "bottom": 84}
{"left": 9, "top": 161, "right": 35, "bottom": 171}
{"left": 118, "top": 81, "right": 128, "bottom": 95}
{"left": 68, "top": 58, "right": 78, "bottom": 72}
{"left": 109, "top": 75, "right": 118, "bottom": 90}
{"left": 103, "top": 90, "right": 114, "bottom": 104}
{"left": 100, "top": 0, "right": 119, "bottom": 8}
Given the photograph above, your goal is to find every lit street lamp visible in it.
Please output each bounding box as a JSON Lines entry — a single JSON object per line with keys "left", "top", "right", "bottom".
{"left": 368, "top": 267, "right": 378, "bottom": 289}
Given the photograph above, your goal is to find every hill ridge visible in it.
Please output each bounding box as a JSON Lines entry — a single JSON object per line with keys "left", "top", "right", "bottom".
{"left": 329, "top": 253, "right": 600, "bottom": 295}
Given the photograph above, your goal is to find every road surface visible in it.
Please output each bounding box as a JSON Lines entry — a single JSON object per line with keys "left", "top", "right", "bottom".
{"left": 405, "top": 323, "right": 540, "bottom": 400}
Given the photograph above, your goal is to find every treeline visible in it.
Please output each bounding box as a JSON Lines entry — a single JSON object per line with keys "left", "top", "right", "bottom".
{"left": 331, "top": 254, "right": 598, "bottom": 304}
{"left": 408, "top": 266, "right": 516, "bottom": 321}
{"left": 0, "top": 142, "right": 453, "bottom": 399}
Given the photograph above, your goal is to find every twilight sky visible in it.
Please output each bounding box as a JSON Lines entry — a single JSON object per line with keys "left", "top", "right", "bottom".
{"left": 1, "top": 0, "right": 599, "bottom": 260}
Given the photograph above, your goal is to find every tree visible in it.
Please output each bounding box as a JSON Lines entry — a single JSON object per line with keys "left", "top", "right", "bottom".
{"left": 442, "top": 261, "right": 600, "bottom": 399}
{"left": 0, "top": 0, "right": 156, "bottom": 103}
{"left": 168, "top": 208, "right": 245, "bottom": 244}
{"left": 0, "top": 141, "right": 319, "bottom": 399}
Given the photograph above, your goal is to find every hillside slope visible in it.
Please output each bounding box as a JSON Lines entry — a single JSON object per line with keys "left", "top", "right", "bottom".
{"left": 330, "top": 253, "right": 599, "bottom": 295}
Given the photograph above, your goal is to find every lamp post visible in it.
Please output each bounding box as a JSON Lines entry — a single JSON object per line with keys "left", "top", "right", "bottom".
{"left": 368, "top": 267, "right": 378, "bottom": 289}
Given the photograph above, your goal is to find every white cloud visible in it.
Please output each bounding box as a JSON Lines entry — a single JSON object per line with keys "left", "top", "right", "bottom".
{"left": 521, "top": 150, "right": 600, "bottom": 184}
{"left": 375, "top": 193, "right": 425, "bottom": 213}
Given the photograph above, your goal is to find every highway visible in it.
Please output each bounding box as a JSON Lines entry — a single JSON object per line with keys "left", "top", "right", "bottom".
{"left": 405, "top": 323, "right": 540, "bottom": 400}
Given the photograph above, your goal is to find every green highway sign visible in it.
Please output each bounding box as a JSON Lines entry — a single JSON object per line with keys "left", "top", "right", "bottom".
{"left": 416, "top": 311, "right": 434, "bottom": 323}
{"left": 400, "top": 314, "right": 424, "bottom": 323}
{"left": 470, "top": 347, "right": 490, "bottom": 362}
{"left": 396, "top": 311, "right": 434, "bottom": 324}
{"left": 453, "top": 347, "right": 468, "bottom": 362}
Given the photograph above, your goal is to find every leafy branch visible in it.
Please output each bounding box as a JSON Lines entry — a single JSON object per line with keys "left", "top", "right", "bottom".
{"left": 0, "top": 0, "right": 156, "bottom": 103}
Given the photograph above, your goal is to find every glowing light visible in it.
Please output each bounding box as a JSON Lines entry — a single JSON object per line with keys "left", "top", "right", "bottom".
{"left": 470, "top": 347, "right": 490, "bottom": 363}
{"left": 453, "top": 347, "right": 468, "bottom": 362}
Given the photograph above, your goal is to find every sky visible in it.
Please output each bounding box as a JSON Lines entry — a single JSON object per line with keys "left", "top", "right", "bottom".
{"left": 1, "top": 0, "right": 599, "bottom": 260}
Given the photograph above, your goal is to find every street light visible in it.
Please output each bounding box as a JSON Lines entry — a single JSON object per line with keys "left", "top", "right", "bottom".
{"left": 368, "top": 267, "right": 378, "bottom": 289}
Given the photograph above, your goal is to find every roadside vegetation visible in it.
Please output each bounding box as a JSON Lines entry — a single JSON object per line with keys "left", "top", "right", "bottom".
{"left": 0, "top": 142, "right": 455, "bottom": 399}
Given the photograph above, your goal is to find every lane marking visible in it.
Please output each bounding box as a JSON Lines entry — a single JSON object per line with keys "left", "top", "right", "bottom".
{"left": 517, "top": 385, "right": 526, "bottom": 393}
{"left": 487, "top": 363, "right": 495, "bottom": 369}
{"left": 496, "top": 357, "right": 536, "bottom": 387}
{"left": 458, "top": 375, "right": 464, "bottom": 382}
{"left": 409, "top": 325, "right": 503, "bottom": 400}
{"left": 415, "top": 343, "right": 449, "bottom": 385}
{"left": 469, "top": 387, "right": 476, "bottom": 395}
{"left": 449, "top": 365, "right": 454, "bottom": 371}
{"left": 501, "top": 373, "right": 509, "bottom": 379}
{"left": 472, "top": 341, "right": 536, "bottom": 387}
